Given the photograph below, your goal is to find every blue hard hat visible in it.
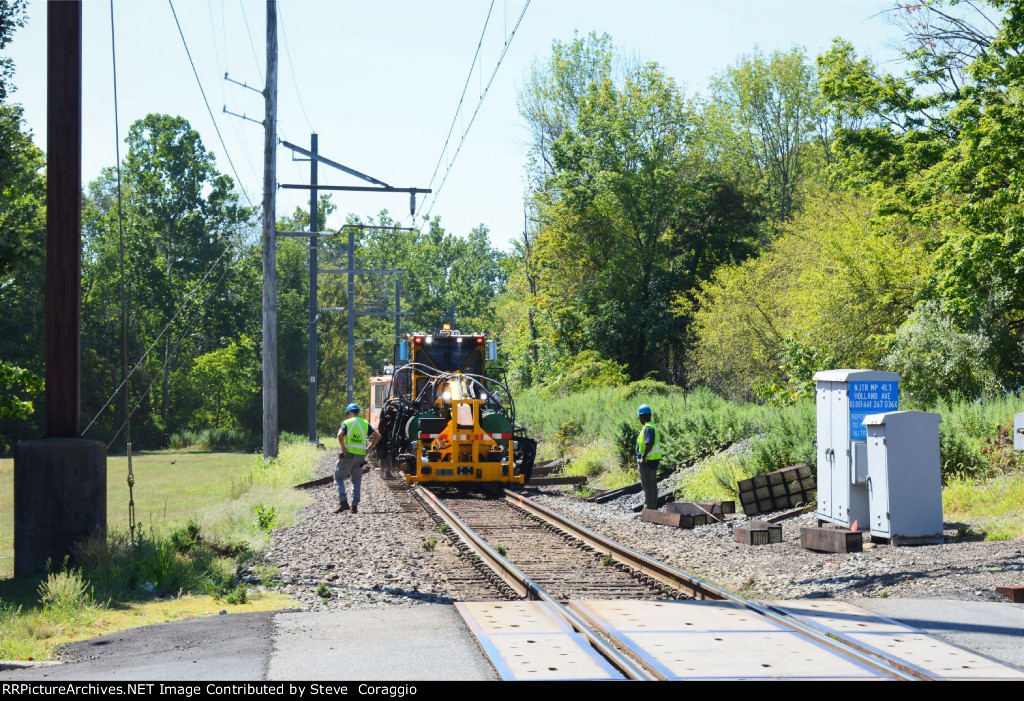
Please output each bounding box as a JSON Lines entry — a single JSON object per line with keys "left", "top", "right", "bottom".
{"left": 346, "top": 403, "right": 360, "bottom": 414}
{"left": 637, "top": 404, "right": 652, "bottom": 417}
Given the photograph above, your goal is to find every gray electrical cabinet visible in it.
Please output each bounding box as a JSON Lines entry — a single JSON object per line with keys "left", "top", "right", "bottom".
{"left": 863, "top": 411, "right": 943, "bottom": 545}
{"left": 1015, "top": 413, "right": 1024, "bottom": 451}
{"left": 813, "top": 369, "right": 900, "bottom": 528}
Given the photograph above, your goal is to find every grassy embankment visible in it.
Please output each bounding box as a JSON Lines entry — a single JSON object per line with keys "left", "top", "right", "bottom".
{"left": 517, "top": 383, "right": 1024, "bottom": 540}
{"left": 0, "top": 438, "right": 326, "bottom": 660}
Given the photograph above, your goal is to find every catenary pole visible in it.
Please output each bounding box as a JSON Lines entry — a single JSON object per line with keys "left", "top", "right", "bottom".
{"left": 347, "top": 229, "right": 355, "bottom": 404}
{"left": 308, "top": 133, "right": 318, "bottom": 443}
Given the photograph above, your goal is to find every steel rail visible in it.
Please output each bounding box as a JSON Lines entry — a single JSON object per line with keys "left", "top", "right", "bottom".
{"left": 503, "top": 490, "right": 928, "bottom": 681}
{"left": 412, "top": 486, "right": 657, "bottom": 681}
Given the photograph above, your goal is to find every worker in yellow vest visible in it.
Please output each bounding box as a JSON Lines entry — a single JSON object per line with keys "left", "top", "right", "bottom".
{"left": 334, "top": 403, "right": 381, "bottom": 514}
{"left": 636, "top": 404, "right": 662, "bottom": 510}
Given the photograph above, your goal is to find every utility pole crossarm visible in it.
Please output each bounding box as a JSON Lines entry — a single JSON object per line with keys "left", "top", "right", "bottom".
{"left": 276, "top": 230, "right": 338, "bottom": 237}
{"left": 320, "top": 269, "right": 410, "bottom": 275}
{"left": 280, "top": 140, "right": 391, "bottom": 188}
{"left": 279, "top": 183, "right": 431, "bottom": 194}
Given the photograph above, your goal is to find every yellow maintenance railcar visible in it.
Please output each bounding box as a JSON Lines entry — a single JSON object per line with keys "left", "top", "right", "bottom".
{"left": 372, "top": 326, "right": 536, "bottom": 489}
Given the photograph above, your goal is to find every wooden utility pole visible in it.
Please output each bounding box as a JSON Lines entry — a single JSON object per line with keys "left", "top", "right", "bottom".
{"left": 262, "top": 0, "right": 278, "bottom": 459}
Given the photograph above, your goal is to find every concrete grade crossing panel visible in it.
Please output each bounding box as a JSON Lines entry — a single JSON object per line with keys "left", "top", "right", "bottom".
{"left": 459, "top": 598, "right": 1024, "bottom": 680}
{"left": 455, "top": 601, "right": 625, "bottom": 681}
{"left": 770, "top": 600, "right": 1024, "bottom": 681}
{"left": 570, "top": 600, "right": 884, "bottom": 680}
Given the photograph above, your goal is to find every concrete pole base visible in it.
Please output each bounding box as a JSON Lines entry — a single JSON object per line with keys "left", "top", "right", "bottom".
{"left": 14, "top": 438, "right": 106, "bottom": 577}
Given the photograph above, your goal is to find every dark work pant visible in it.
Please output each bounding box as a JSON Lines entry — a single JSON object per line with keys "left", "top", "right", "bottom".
{"left": 639, "top": 460, "right": 660, "bottom": 510}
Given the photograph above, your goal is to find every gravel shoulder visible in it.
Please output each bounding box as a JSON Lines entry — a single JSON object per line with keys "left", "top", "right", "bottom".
{"left": 263, "top": 449, "right": 492, "bottom": 609}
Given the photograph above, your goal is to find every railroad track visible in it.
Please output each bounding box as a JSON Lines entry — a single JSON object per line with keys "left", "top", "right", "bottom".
{"left": 412, "top": 485, "right": 935, "bottom": 681}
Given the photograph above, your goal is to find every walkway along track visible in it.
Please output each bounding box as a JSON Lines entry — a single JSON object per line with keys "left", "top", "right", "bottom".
{"left": 413, "top": 486, "right": 928, "bottom": 681}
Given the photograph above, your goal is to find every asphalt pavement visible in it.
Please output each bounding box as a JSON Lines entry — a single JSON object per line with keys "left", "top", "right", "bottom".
{"left": 0, "top": 599, "right": 1021, "bottom": 681}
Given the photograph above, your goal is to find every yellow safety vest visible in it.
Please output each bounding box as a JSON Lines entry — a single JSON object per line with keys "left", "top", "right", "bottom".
{"left": 342, "top": 417, "right": 371, "bottom": 455}
{"left": 636, "top": 422, "right": 662, "bottom": 461}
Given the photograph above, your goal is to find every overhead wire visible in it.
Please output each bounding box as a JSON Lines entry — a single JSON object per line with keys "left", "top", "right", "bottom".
{"left": 278, "top": 0, "right": 315, "bottom": 134}
{"left": 209, "top": 0, "right": 262, "bottom": 183}
{"left": 415, "top": 1, "right": 531, "bottom": 227}
{"left": 168, "top": 0, "right": 258, "bottom": 212}
{"left": 104, "top": 255, "right": 242, "bottom": 449}
{"left": 237, "top": 0, "right": 264, "bottom": 83}
{"left": 109, "top": 0, "right": 138, "bottom": 543}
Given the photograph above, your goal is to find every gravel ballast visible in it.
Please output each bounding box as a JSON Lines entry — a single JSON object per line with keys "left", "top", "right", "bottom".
{"left": 263, "top": 450, "right": 1024, "bottom": 608}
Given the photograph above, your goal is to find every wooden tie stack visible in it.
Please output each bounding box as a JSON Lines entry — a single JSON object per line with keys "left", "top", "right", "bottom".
{"left": 641, "top": 501, "right": 734, "bottom": 529}
{"left": 736, "top": 464, "right": 815, "bottom": 516}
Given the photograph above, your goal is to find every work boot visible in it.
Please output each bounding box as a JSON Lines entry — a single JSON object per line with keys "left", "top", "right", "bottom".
{"left": 351, "top": 504, "right": 358, "bottom": 514}
{"left": 333, "top": 500, "right": 349, "bottom": 513}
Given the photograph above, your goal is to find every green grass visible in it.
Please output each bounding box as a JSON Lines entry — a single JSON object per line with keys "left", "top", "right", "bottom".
{"left": 2, "top": 442, "right": 327, "bottom": 578}
{"left": 2, "top": 450, "right": 252, "bottom": 579}
{"left": 0, "top": 440, "right": 324, "bottom": 660}
{"left": 944, "top": 473, "right": 1024, "bottom": 541}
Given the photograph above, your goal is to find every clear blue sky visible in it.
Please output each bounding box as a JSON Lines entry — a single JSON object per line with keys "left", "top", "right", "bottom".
{"left": 7, "top": 0, "right": 906, "bottom": 249}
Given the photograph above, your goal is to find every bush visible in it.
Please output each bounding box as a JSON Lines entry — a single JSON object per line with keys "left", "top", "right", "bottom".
{"left": 38, "top": 562, "right": 92, "bottom": 611}
{"left": 279, "top": 432, "right": 307, "bottom": 446}
{"left": 615, "top": 379, "right": 681, "bottom": 401}
{"left": 563, "top": 441, "right": 612, "bottom": 478}
{"left": 170, "top": 520, "right": 202, "bottom": 553}
{"left": 553, "top": 418, "right": 584, "bottom": 455}
{"left": 539, "top": 351, "right": 629, "bottom": 396}
{"left": 676, "top": 456, "right": 747, "bottom": 502}
{"left": 939, "top": 430, "right": 987, "bottom": 483}
{"left": 252, "top": 504, "right": 277, "bottom": 532}
{"left": 737, "top": 402, "right": 815, "bottom": 476}
{"left": 167, "top": 429, "right": 249, "bottom": 451}
{"left": 74, "top": 528, "right": 238, "bottom": 600}
{"left": 882, "top": 301, "right": 995, "bottom": 404}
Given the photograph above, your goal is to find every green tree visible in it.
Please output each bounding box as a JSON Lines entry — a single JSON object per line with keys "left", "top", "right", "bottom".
{"left": 0, "top": 0, "right": 26, "bottom": 104}
{"left": 187, "top": 337, "right": 259, "bottom": 431}
{"left": 690, "top": 191, "right": 931, "bottom": 397}
{"left": 0, "top": 0, "right": 44, "bottom": 435}
{"left": 81, "top": 114, "right": 253, "bottom": 445}
{"left": 708, "top": 46, "right": 819, "bottom": 223}
{"left": 818, "top": 1, "right": 1024, "bottom": 390}
{"left": 517, "top": 35, "right": 762, "bottom": 385}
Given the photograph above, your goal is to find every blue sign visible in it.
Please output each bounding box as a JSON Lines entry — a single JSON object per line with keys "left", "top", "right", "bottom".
{"left": 849, "top": 381, "right": 898, "bottom": 441}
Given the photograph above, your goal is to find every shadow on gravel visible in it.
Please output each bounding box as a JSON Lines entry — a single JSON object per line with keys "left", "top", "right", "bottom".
{"left": 793, "top": 553, "right": 1024, "bottom": 594}
{"left": 352, "top": 586, "right": 459, "bottom": 605}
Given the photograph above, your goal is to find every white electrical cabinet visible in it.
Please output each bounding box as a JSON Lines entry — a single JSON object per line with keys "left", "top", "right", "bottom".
{"left": 1015, "top": 413, "right": 1024, "bottom": 451}
{"left": 863, "top": 411, "right": 943, "bottom": 545}
{"left": 813, "top": 369, "right": 900, "bottom": 528}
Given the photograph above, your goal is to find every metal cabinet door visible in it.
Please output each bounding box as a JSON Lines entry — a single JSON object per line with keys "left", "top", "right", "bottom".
{"left": 830, "top": 384, "right": 850, "bottom": 525}
{"left": 866, "top": 426, "right": 889, "bottom": 536}
{"left": 815, "top": 382, "right": 833, "bottom": 520}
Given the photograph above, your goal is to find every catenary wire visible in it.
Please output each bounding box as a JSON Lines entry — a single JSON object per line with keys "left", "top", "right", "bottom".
{"left": 418, "top": 1, "right": 495, "bottom": 211}
{"left": 417, "top": 1, "right": 531, "bottom": 226}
